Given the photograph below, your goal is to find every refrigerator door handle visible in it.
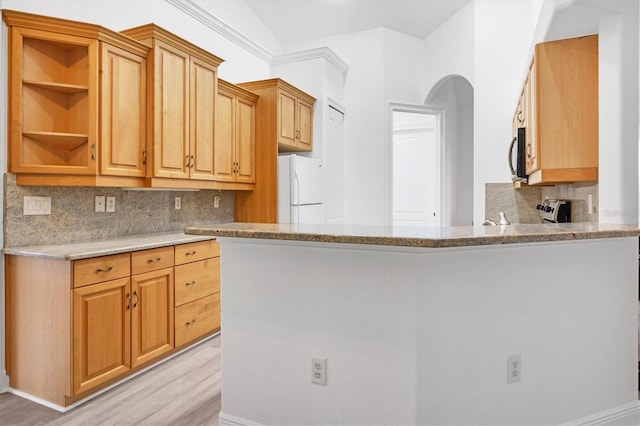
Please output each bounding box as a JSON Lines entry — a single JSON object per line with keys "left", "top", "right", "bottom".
{"left": 293, "top": 171, "right": 300, "bottom": 206}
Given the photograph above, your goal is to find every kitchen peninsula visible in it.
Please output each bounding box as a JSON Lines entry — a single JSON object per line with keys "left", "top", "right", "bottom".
{"left": 186, "top": 222, "right": 640, "bottom": 425}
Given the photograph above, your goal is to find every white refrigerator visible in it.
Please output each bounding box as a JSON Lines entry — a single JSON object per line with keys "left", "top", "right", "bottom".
{"left": 278, "top": 154, "right": 325, "bottom": 224}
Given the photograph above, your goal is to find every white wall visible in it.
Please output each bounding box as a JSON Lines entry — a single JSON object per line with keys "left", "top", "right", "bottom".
{"left": 472, "top": 0, "right": 544, "bottom": 225}
{"left": 288, "top": 29, "right": 387, "bottom": 225}
{"left": 219, "top": 236, "right": 638, "bottom": 425}
{"left": 597, "top": 3, "right": 639, "bottom": 224}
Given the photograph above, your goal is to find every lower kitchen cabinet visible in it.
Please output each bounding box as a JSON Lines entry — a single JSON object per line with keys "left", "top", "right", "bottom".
{"left": 174, "top": 240, "right": 221, "bottom": 347}
{"left": 5, "top": 238, "right": 219, "bottom": 408}
{"left": 130, "top": 267, "right": 174, "bottom": 368}
{"left": 73, "top": 277, "right": 132, "bottom": 396}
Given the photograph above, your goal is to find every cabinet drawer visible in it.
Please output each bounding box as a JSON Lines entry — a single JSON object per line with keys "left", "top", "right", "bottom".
{"left": 73, "top": 253, "right": 131, "bottom": 288}
{"left": 131, "top": 246, "right": 174, "bottom": 275}
{"left": 175, "top": 240, "right": 219, "bottom": 265}
{"left": 175, "top": 293, "right": 219, "bottom": 347}
{"left": 174, "top": 258, "right": 220, "bottom": 307}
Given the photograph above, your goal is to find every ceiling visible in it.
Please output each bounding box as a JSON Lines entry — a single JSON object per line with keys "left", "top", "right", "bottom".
{"left": 244, "top": 0, "right": 470, "bottom": 48}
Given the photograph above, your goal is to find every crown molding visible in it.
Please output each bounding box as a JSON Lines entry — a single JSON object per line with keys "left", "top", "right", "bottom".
{"left": 164, "top": 0, "right": 349, "bottom": 77}
{"left": 272, "top": 47, "right": 349, "bottom": 76}
{"left": 165, "top": 0, "right": 274, "bottom": 63}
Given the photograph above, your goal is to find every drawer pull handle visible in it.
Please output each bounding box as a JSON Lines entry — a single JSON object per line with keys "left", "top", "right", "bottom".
{"left": 96, "top": 266, "right": 114, "bottom": 273}
{"left": 147, "top": 257, "right": 162, "bottom": 264}
{"left": 133, "top": 291, "right": 139, "bottom": 308}
{"left": 126, "top": 293, "right": 130, "bottom": 310}
{"left": 185, "top": 280, "right": 197, "bottom": 287}
{"left": 185, "top": 319, "right": 197, "bottom": 326}
{"left": 185, "top": 251, "right": 197, "bottom": 256}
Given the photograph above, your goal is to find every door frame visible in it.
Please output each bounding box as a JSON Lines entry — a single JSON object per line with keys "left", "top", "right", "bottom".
{"left": 386, "top": 102, "right": 445, "bottom": 227}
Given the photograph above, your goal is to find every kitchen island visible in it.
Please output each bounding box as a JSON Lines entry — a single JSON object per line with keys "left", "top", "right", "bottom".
{"left": 186, "top": 223, "right": 640, "bottom": 425}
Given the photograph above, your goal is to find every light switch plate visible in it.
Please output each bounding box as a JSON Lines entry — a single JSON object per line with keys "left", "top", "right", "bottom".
{"left": 24, "top": 196, "right": 51, "bottom": 215}
{"left": 106, "top": 196, "right": 116, "bottom": 212}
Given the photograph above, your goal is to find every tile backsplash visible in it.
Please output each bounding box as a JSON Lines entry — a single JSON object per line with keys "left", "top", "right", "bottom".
{"left": 3, "top": 173, "right": 234, "bottom": 247}
{"left": 485, "top": 182, "right": 598, "bottom": 224}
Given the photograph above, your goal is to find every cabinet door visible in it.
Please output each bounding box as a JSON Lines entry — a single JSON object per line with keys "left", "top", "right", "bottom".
{"left": 189, "top": 57, "right": 217, "bottom": 181}
{"left": 214, "top": 90, "right": 235, "bottom": 182}
{"left": 526, "top": 58, "right": 539, "bottom": 174}
{"left": 278, "top": 89, "right": 297, "bottom": 148}
{"left": 296, "top": 98, "right": 313, "bottom": 151}
{"left": 130, "top": 267, "right": 174, "bottom": 368}
{"left": 100, "top": 43, "right": 146, "bottom": 177}
{"left": 73, "top": 277, "right": 131, "bottom": 396}
{"left": 152, "top": 41, "right": 190, "bottom": 179}
{"left": 235, "top": 96, "right": 256, "bottom": 183}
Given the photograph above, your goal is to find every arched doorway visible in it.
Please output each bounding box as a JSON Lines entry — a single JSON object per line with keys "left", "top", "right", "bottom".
{"left": 426, "top": 75, "right": 474, "bottom": 226}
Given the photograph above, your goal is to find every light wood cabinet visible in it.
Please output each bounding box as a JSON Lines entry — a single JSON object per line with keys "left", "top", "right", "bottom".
{"left": 235, "top": 79, "right": 316, "bottom": 223}
{"left": 174, "top": 240, "right": 221, "bottom": 348}
{"left": 239, "top": 78, "right": 315, "bottom": 153}
{"left": 5, "top": 238, "right": 218, "bottom": 407}
{"left": 513, "top": 34, "right": 598, "bottom": 186}
{"left": 130, "top": 267, "right": 174, "bottom": 367}
{"left": 72, "top": 277, "right": 131, "bottom": 395}
{"left": 120, "top": 24, "right": 224, "bottom": 190}
{"left": 215, "top": 79, "right": 258, "bottom": 184}
{"left": 2, "top": 10, "right": 149, "bottom": 188}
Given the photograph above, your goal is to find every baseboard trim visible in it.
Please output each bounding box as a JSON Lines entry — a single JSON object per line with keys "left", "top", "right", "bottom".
{"left": 0, "top": 371, "right": 9, "bottom": 393}
{"left": 564, "top": 400, "right": 640, "bottom": 425}
{"left": 219, "top": 412, "right": 265, "bottom": 426}
{"left": 6, "top": 333, "right": 219, "bottom": 413}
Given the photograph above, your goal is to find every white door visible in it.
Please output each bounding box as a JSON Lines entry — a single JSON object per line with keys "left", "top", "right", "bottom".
{"left": 326, "top": 105, "right": 345, "bottom": 224}
{"left": 392, "top": 111, "right": 440, "bottom": 227}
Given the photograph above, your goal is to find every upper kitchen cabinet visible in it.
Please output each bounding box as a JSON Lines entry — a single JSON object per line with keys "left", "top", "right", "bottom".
{"left": 2, "top": 10, "right": 149, "bottom": 187}
{"left": 234, "top": 78, "right": 316, "bottom": 223}
{"left": 215, "top": 79, "right": 258, "bottom": 185}
{"left": 515, "top": 34, "right": 598, "bottom": 186}
{"left": 238, "top": 78, "right": 315, "bottom": 152}
{"left": 120, "top": 24, "right": 224, "bottom": 190}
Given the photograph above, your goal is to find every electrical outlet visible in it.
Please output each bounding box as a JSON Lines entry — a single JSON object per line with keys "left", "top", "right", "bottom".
{"left": 507, "top": 354, "right": 521, "bottom": 383}
{"left": 106, "top": 196, "right": 116, "bottom": 212}
{"left": 95, "top": 196, "right": 106, "bottom": 213}
{"left": 214, "top": 195, "right": 220, "bottom": 209}
{"left": 23, "top": 196, "right": 51, "bottom": 215}
{"left": 175, "top": 197, "right": 181, "bottom": 210}
{"left": 311, "top": 357, "right": 327, "bottom": 386}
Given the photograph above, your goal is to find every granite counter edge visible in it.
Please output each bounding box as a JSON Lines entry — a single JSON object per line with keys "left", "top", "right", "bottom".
{"left": 3, "top": 232, "right": 216, "bottom": 260}
{"left": 185, "top": 227, "right": 640, "bottom": 248}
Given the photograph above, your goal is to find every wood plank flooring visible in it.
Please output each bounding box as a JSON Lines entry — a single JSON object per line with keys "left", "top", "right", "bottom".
{"left": 0, "top": 335, "right": 221, "bottom": 426}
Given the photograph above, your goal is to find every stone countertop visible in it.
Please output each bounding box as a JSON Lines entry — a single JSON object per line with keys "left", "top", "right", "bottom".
{"left": 185, "top": 222, "right": 640, "bottom": 248}
{"left": 3, "top": 231, "right": 216, "bottom": 260}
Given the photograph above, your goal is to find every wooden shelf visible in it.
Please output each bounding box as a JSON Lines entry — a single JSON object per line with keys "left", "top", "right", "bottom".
{"left": 23, "top": 80, "right": 88, "bottom": 94}
{"left": 23, "top": 131, "right": 88, "bottom": 152}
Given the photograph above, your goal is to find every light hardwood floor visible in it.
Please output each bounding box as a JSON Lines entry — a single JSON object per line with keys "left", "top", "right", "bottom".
{"left": 0, "top": 335, "right": 221, "bottom": 426}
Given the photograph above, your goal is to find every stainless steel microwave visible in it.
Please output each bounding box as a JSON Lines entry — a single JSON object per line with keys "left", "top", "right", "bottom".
{"left": 508, "top": 127, "right": 527, "bottom": 183}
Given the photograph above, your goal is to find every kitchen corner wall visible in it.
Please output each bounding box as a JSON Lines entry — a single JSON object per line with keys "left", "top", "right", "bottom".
{"left": 3, "top": 174, "right": 234, "bottom": 247}
{"left": 485, "top": 182, "right": 599, "bottom": 224}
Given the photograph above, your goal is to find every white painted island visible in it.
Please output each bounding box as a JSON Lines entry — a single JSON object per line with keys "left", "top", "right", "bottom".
{"left": 185, "top": 223, "right": 640, "bottom": 425}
